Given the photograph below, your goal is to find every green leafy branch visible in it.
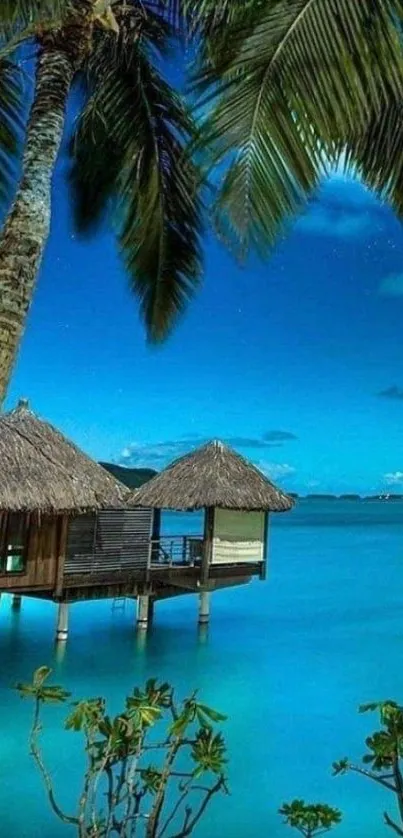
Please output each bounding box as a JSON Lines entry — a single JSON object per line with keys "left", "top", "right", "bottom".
{"left": 280, "top": 800, "right": 341, "bottom": 837}
{"left": 16, "top": 667, "right": 228, "bottom": 838}
{"left": 333, "top": 701, "right": 403, "bottom": 835}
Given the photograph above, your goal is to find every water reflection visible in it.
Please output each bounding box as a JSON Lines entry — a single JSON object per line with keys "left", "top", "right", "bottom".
{"left": 135, "top": 626, "right": 148, "bottom": 654}
{"left": 11, "top": 594, "right": 22, "bottom": 611}
{"left": 54, "top": 639, "right": 67, "bottom": 665}
{"left": 197, "top": 623, "right": 209, "bottom": 645}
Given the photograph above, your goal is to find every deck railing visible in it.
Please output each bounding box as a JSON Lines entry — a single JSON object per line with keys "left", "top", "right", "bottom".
{"left": 150, "top": 535, "right": 204, "bottom": 567}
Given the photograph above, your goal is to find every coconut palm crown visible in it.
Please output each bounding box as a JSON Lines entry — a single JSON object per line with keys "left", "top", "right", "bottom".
{"left": 0, "top": 0, "right": 211, "bottom": 406}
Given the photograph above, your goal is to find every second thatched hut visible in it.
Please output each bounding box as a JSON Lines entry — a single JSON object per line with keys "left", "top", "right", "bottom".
{"left": 132, "top": 440, "right": 294, "bottom": 582}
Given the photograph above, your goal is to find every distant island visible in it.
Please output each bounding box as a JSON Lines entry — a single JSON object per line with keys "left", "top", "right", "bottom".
{"left": 363, "top": 493, "right": 403, "bottom": 502}
{"left": 291, "top": 492, "right": 403, "bottom": 502}
{"left": 306, "top": 494, "right": 338, "bottom": 501}
{"left": 100, "top": 462, "right": 157, "bottom": 490}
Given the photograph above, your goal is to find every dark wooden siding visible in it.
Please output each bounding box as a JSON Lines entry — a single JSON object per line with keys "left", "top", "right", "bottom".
{"left": 64, "top": 508, "right": 154, "bottom": 576}
{"left": 0, "top": 513, "right": 59, "bottom": 591}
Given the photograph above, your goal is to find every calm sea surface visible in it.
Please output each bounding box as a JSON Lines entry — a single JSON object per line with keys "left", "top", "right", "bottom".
{"left": 1, "top": 500, "right": 403, "bottom": 836}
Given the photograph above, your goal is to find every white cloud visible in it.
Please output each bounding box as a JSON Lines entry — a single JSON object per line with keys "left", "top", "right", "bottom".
{"left": 260, "top": 462, "right": 296, "bottom": 482}
{"left": 119, "top": 441, "right": 185, "bottom": 469}
{"left": 296, "top": 206, "right": 373, "bottom": 238}
{"left": 325, "top": 175, "right": 381, "bottom": 208}
{"left": 118, "top": 435, "right": 292, "bottom": 471}
{"left": 379, "top": 273, "right": 403, "bottom": 297}
{"left": 294, "top": 174, "right": 385, "bottom": 240}
{"left": 384, "top": 471, "right": 403, "bottom": 486}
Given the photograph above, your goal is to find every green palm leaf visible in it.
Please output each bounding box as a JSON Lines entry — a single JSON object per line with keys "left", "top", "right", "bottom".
{"left": 196, "top": 0, "right": 403, "bottom": 256}
{"left": 342, "top": 102, "right": 403, "bottom": 217}
{"left": 167, "top": 0, "right": 252, "bottom": 36}
{"left": 0, "top": 0, "right": 65, "bottom": 35}
{"left": 70, "top": 6, "right": 203, "bottom": 342}
{"left": 204, "top": 84, "right": 324, "bottom": 258}
{"left": 151, "top": 0, "right": 238, "bottom": 33}
{"left": 118, "top": 57, "right": 203, "bottom": 342}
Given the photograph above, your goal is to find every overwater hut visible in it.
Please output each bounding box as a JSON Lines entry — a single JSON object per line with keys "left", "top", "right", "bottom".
{"left": 132, "top": 440, "right": 294, "bottom": 625}
{"left": 0, "top": 400, "right": 155, "bottom": 638}
{"left": 0, "top": 406, "right": 294, "bottom": 640}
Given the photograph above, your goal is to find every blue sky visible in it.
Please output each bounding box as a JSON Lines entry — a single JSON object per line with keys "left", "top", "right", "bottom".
{"left": 6, "top": 157, "right": 403, "bottom": 494}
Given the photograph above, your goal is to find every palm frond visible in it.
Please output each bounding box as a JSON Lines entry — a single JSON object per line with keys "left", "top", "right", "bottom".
{"left": 195, "top": 0, "right": 403, "bottom": 256}
{"left": 70, "top": 8, "right": 203, "bottom": 342}
{"left": 70, "top": 3, "right": 172, "bottom": 232}
{"left": 159, "top": 0, "right": 249, "bottom": 35}
{"left": 0, "top": 0, "right": 65, "bottom": 36}
{"left": 0, "top": 58, "right": 22, "bottom": 206}
{"left": 342, "top": 103, "right": 403, "bottom": 217}
{"left": 205, "top": 84, "right": 324, "bottom": 258}
{"left": 152, "top": 0, "right": 259, "bottom": 71}
{"left": 203, "top": 0, "right": 403, "bottom": 127}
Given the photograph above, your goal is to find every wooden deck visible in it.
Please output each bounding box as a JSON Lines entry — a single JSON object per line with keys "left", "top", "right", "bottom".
{"left": 0, "top": 531, "right": 265, "bottom": 604}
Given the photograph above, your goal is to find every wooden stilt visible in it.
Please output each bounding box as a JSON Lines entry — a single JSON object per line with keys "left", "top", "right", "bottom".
{"left": 201, "top": 508, "right": 214, "bottom": 586}
{"left": 136, "top": 595, "right": 149, "bottom": 629}
{"left": 198, "top": 591, "right": 210, "bottom": 625}
{"left": 56, "top": 603, "right": 69, "bottom": 642}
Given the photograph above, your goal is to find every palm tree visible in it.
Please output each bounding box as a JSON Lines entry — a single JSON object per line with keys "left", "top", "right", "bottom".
{"left": 195, "top": 0, "right": 403, "bottom": 257}
{"left": 0, "top": 0, "right": 208, "bottom": 406}
{"left": 1, "top": 2, "right": 403, "bottom": 409}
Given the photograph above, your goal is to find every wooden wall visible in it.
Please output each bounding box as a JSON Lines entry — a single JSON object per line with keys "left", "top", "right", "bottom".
{"left": 0, "top": 512, "right": 61, "bottom": 591}
{"left": 64, "top": 508, "right": 154, "bottom": 576}
{"left": 0, "top": 508, "right": 156, "bottom": 595}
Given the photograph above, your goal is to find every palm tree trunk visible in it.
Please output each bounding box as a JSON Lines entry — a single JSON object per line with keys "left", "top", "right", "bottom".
{"left": 0, "top": 46, "right": 76, "bottom": 407}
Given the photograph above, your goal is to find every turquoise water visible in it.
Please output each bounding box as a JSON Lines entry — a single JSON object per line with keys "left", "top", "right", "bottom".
{"left": 1, "top": 500, "right": 403, "bottom": 836}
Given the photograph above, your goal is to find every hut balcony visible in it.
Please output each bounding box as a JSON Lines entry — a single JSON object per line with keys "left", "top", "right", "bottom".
{"left": 150, "top": 533, "right": 265, "bottom": 573}
{"left": 150, "top": 535, "right": 204, "bottom": 567}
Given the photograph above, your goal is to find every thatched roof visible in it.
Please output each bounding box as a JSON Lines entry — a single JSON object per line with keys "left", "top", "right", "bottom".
{"left": 0, "top": 400, "right": 129, "bottom": 513}
{"left": 131, "top": 440, "right": 294, "bottom": 512}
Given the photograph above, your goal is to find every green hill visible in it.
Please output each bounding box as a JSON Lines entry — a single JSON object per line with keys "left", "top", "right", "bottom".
{"left": 99, "top": 462, "right": 157, "bottom": 489}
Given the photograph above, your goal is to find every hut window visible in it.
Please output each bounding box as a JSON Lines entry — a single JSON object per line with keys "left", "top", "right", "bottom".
{"left": 1, "top": 514, "right": 28, "bottom": 574}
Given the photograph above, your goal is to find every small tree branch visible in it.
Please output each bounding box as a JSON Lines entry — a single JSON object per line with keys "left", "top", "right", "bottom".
{"left": 120, "top": 734, "right": 145, "bottom": 836}
{"left": 169, "top": 776, "right": 225, "bottom": 838}
{"left": 384, "top": 811, "right": 403, "bottom": 836}
{"left": 104, "top": 765, "right": 115, "bottom": 834}
{"left": 78, "top": 729, "right": 98, "bottom": 832}
{"left": 146, "top": 739, "right": 182, "bottom": 837}
{"left": 349, "top": 764, "right": 397, "bottom": 792}
{"left": 158, "top": 783, "right": 192, "bottom": 838}
{"left": 88, "top": 741, "right": 115, "bottom": 835}
{"left": 29, "top": 699, "right": 79, "bottom": 827}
